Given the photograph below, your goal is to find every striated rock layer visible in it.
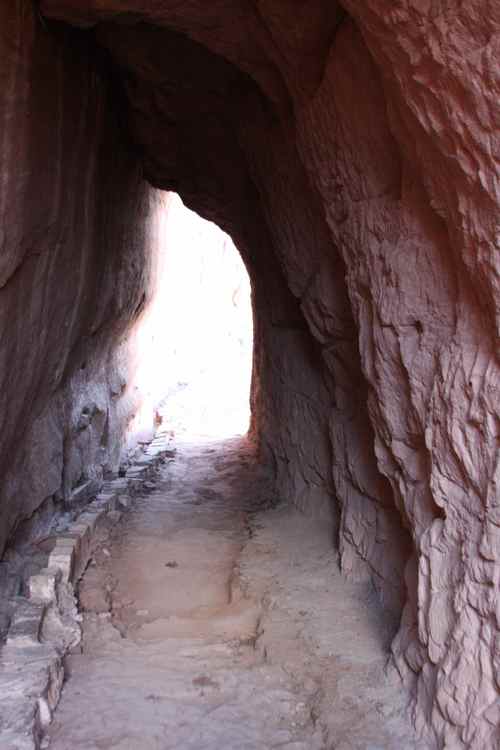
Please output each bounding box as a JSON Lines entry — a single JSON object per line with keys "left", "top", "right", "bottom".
{"left": 2, "top": 0, "right": 498, "bottom": 746}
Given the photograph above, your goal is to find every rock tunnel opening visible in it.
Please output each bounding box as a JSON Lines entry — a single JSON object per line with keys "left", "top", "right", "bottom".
{"left": 1, "top": 2, "right": 499, "bottom": 748}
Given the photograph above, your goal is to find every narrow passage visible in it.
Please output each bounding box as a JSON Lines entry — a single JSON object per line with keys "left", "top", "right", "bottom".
{"left": 47, "top": 438, "right": 421, "bottom": 750}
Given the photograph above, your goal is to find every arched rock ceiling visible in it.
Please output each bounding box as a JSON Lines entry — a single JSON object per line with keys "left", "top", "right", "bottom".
{"left": 41, "top": 0, "right": 346, "bottom": 107}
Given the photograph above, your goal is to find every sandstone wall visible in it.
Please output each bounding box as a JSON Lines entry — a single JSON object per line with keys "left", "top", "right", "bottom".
{"left": 331, "top": 8, "right": 500, "bottom": 746}
{"left": 0, "top": 2, "right": 167, "bottom": 556}
{"left": 15, "top": 1, "right": 500, "bottom": 746}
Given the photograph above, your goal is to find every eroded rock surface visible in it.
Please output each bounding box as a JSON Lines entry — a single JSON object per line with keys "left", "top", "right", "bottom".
{"left": 1, "top": 1, "right": 498, "bottom": 746}
{"left": 0, "top": 2, "right": 169, "bottom": 556}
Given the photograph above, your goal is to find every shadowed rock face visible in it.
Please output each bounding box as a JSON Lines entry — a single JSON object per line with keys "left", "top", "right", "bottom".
{"left": 2, "top": 1, "right": 499, "bottom": 746}
{"left": 0, "top": 7, "right": 168, "bottom": 552}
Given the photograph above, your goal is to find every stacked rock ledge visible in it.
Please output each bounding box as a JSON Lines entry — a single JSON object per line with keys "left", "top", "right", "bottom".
{"left": 0, "top": 430, "right": 174, "bottom": 750}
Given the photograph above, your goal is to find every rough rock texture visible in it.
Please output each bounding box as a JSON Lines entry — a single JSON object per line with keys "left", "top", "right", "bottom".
{"left": 3, "top": 0, "right": 499, "bottom": 746}
{"left": 0, "top": 3, "right": 167, "bottom": 556}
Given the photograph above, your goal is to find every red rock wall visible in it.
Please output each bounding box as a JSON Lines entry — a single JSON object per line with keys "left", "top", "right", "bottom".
{"left": 14, "top": 1, "right": 500, "bottom": 745}
{"left": 331, "top": 7, "right": 500, "bottom": 747}
{"left": 0, "top": 2, "right": 167, "bottom": 555}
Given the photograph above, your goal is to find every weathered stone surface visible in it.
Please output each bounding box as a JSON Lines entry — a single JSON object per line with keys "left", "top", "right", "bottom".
{"left": 45, "top": 438, "right": 419, "bottom": 750}
{"left": 28, "top": 570, "right": 59, "bottom": 604}
{"left": 1, "top": 0, "right": 498, "bottom": 746}
{"left": 0, "top": 429, "right": 171, "bottom": 748}
{"left": 6, "top": 602, "right": 45, "bottom": 647}
{"left": 0, "top": 1, "right": 167, "bottom": 557}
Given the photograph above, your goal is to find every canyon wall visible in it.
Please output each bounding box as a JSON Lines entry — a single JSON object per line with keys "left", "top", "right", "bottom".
{"left": 0, "top": 3, "right": 169, "bottom": 556}
{"left": 295, "top": 9, "right": 500, "bottom": 748}
{"left": 4, "top": 0, "right": 500, "bottom": 746}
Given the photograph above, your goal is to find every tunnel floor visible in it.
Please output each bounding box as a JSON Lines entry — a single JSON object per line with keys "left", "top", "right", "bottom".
{"left": 46, "top": 437, "right": 422, "bottom": 749}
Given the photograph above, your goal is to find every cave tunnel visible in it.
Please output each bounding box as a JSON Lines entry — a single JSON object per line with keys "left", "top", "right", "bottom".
{"left": 143, "top": 192, "right": 254, "bottom": 441}
{"left": 0, "top": 2, "right": 499, "bottom": 749}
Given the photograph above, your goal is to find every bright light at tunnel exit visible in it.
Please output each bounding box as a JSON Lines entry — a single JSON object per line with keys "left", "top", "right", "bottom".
{"left": 147, "top": 193, "right": 253, "bottom": 440}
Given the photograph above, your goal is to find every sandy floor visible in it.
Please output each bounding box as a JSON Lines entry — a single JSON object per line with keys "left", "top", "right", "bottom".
{"left": 46, "top": 437, "right": 426, "bottom": 750}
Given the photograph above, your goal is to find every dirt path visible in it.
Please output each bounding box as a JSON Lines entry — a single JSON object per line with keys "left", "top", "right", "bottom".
{"left": 46, "top": 437, "right": 424, "bottom": 750}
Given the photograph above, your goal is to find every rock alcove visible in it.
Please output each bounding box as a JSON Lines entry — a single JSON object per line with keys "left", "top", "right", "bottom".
{"left": 1, "top": 2, "right": 499, "bottom": 748}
